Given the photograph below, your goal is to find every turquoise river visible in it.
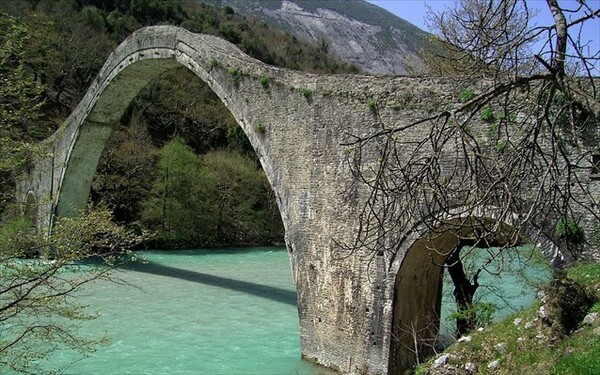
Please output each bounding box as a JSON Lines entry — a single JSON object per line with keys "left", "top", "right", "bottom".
{"left": 36, "top": 246, "right": 548, "bottom": 374}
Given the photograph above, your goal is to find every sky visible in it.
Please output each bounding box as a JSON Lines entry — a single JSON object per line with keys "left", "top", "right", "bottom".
{"left": 366, "top": 0, "right": 600, "bottom": 72}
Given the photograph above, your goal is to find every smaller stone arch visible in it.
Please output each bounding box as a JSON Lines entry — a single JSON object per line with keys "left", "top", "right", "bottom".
{"left": 386, "top": 211, "right": 558, "bottom": 374}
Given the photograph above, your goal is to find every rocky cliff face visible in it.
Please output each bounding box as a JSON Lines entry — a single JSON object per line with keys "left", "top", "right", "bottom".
{"left": 203, "top": 0, "right": 430, "bottom": 75}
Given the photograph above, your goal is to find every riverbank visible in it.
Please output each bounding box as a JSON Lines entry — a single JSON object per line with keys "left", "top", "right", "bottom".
{"left": 417, "top": 263, "right": 600, "bottom": 375}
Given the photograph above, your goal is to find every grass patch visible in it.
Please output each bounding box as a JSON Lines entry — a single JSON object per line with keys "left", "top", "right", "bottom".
{"left": 417, "top": 263, "right": 600, "bottom": 375}
{"left": 459, "top": 89, "right": 476, "bottom": 103}
{"left": 568, "top": 262, "right": 600, "bottom": 284}
{"left": 552, "top": 333, "right": 600, "bottom": 374}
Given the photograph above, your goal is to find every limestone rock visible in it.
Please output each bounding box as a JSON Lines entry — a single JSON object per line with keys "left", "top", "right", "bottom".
{"left": 433, "top": 354, "right": 449, "bottom": 368}
{"left": 465, "top": 362, "right": 476, "bottom": 372}
{"left": 487, "top": 360, "right": 500, "bottom": 370}
{"left": 583, "top": 312, "right": 598, "bottom": 326}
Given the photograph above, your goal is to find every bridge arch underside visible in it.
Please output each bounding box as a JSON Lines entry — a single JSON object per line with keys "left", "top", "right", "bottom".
{"left": 387, "top": 217, "right": 549, "bottom": 374}
{"left": 55, "top": 58, "right": 183, "bottom": 219}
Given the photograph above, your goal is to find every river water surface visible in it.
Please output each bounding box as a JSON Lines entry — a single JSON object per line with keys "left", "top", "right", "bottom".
{"left": 41, "top": 246, "right": 548, "bottom": 374}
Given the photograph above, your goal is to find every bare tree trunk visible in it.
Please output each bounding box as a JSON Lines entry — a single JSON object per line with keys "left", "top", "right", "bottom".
{"left": 546, "top": 0, "right": 567, "bottom": 76}
{"left": 446, "top": 240, "right": 480, "bottom": 336}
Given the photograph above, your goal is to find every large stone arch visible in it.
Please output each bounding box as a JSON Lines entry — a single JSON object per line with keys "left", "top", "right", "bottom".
{"left": 52, "top": 28, "right": 289, "bottom": 224}
{"left": 385, "top": 209, "right": 559, "bottom": 374}
{"left": 16, "top": 26, "right": 600, "bottom": 375}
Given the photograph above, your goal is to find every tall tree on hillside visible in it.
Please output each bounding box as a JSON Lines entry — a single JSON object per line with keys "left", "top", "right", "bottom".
{"left": 0, "top": 11, "right": 45, "bottom": 212}
{"left": 0, "top": 12, "right": 145, "bottom": 373}
{"left": 343, "top": 0, "right": 600, "bottom": 343}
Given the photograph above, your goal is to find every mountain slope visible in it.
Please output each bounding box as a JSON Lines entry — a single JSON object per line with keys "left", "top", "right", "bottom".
{"left": 203, "top": 0, "right": 430, "bottom": 75}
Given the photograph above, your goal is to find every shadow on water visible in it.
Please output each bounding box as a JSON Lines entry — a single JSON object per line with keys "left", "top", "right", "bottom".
{"left": 124, "top": 260, "right": 298, "bottom": 306}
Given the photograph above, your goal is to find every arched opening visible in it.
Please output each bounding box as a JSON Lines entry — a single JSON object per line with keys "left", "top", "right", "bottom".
{"left": 89, "top": 66, "right": 284, "bottom": 249}
{"left": 47, "top": 33, "right": 309, "bottom": 372}
{"left": 387, "top": 218, "right": 549, "bottom": 374}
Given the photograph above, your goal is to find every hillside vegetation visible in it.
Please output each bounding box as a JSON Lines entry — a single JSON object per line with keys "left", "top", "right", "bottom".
{"left": 0, "top": 0, "right": 359, "bottom": 248}
{"left": 204, "top": 0, "right": 430, "bottom": 74}
{"left": 417, "top": 263, "right": 600, "bottom": 375}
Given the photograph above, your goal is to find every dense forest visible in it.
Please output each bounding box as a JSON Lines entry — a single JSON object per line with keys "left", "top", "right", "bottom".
{"left": 0, "top": 0, "right": 360, "bottom": 248}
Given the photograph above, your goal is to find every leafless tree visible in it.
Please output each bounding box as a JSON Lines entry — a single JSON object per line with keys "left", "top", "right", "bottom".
{"left": 342, "top": 0, "right": 600, "bottom": 336}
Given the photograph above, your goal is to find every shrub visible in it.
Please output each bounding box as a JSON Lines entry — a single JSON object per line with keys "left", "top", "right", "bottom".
{"left": 258, "top": 76, "right": 269, "bottom": 87}
{"left": 228, "top": 67, "right": 239, "bottom": 76}
{"left": 366, "top": 99, "right": 376, "bottom": 110}
{"left": 255, "top": 123, "right": 265, "bottom": 133}
{"left": 448, "top": 302, "right": 497, "bottom": 330}
{"left": 480, "top": 107, "right": 496, "bottom": 123}
{"left": 556, "top": 218, "right": 585, "bottom": 244}
{"left": 228, "top": 67, "right": 241, "bottom": 84}
{"left": 302, "top": 88, "right": 312, "bottom": 100}
{"left": 543, "top": 270, "right": 597, "bottom": 334}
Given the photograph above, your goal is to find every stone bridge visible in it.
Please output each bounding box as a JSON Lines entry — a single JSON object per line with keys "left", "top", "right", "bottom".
{"left": 16, "top": 26, "right": 600, "bottom": 374}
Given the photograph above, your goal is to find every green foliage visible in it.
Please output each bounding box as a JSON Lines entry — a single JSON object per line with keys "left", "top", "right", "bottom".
{"left": 568, "top": 262, "right": 600, "bottom": 284}
{"left": 92, "top": 120, "right": 158, "bottom": 223}
{"left": 302, "top": 88, "right": 313, "bottom": 100}
{"left": 495, "top": 140, "right": 507, "bottom": 153}
{"left": 544, "top": 270, "right": 597, "bottom": 334}
{"left": 0, "top": 208, "right": 145, "bottom": 373}
{"left": 258, "top": 76, "right": 269, "bottom": 87}
{"left": 226, "top": 124, "right": 253, "bottom": 155}
{"left": 366, "top": 99, "right": 376, "bottom": 110}
{"left": 417, "top": 263, "right": 600, "bottom": 375}
{"left": 140, "top": 138, "right": 208, "bottom": 246}
{"left": 129, "top": 0, "right": 185, "bottom": 24}
{"left": 552, "top": 338, "right": 600, "bottom": 375}
{"left": 140, "top": 140, "right": 283, "bottom": 248}
{"left": 556, "top": 218, "right": 585, "bottom": 244}
{"left": 590, "top": 301, "right": 600, "bottom": 314}
{"left": 480, "top": 107, "right": 496, "bottom": 123}
{"left": 131, "top": 68, "right": 233, "bottom": 154}
{"left": 459, "top": 89, "right": 476, "bottom": 102}
{"left": 228, "top": 66, "right": 241, "bottom": 83}
{"left": 448, "top": 302, "right": 497, "bottom": 329}
{"left": 0, "top": 12, "right": 47, "bottom": 212}
{"left": 255, "top": 123, "right": 265, "bottom": 133}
